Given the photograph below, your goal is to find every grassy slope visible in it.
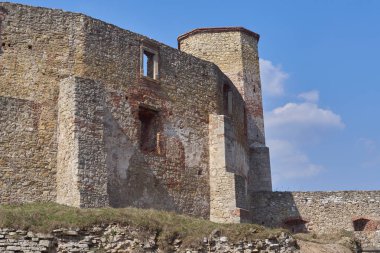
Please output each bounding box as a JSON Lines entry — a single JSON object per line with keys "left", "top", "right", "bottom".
{"left": 0, "top": 203, "right": 285, "bottom": 245}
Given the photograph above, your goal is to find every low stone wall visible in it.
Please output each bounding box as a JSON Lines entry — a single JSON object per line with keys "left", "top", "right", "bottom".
{"left": 251, "top": 191, "right": 380, "bottom": 233}
{"left": 0, "top": 226, "right": 299, "bottom": 253}
{"left": 251, "top": 191, "right": 380, "bottom": 250}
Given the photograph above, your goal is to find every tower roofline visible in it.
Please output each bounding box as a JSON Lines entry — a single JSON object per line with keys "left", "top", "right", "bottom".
{"left": 177, "top": 27, "right": 260, "bottom": 49}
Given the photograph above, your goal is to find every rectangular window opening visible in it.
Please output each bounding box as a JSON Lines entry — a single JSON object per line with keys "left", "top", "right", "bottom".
{"left": 141, "top": 48, "right": 158, "bottom": 80}
{"left": 139, "top": 107, "right": 160, "bottom": 153}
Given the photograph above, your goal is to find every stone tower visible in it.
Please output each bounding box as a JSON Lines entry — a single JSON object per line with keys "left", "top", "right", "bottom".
{"left": 178, "top": 27, "right": 272, "bottom": 192}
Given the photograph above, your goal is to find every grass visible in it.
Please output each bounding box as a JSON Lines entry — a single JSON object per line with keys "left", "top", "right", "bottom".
{"left": 0, "top": 202, "right": 285, "bottom": 248}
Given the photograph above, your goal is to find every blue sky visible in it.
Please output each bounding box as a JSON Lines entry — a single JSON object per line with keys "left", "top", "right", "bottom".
{"left": 9, "top": 0, "right": 380, "bottom": 191}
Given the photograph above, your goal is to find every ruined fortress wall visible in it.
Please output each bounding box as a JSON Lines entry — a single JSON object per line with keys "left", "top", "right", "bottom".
{"left": 57, "top": 77, "right": 109, "bottom": 208}
{"left": 178, "top": 31, "right": 245, "bottom": 93}
{"left": 177, "top": 30, "right": 256, "bottom": 222}
{"left": 239, "top": 32, "right": 265, "bottom": 145}
{"left": 251, "top": 191, "right": 380, "bottom": 234}
{"left": 239, "top": 32, "right": 272, "bottom": 193}
{"left": 0, "top": 3, "right": 256, "bottom": 220}
{"left": 209, "top": 107, "right": 250, "bottom": 223}
{"left": 0, "top": 97, "right": 56, "bottom": 202}
{"left": 72, "top": 16, "right": 239, "bottom": 217}
{"left": 178, "top": 29, "right": 264, "bottom": 146}
{"left": 178, "top": 29, "right": 272, "bottom": 193}
{"left": 0, "top": 3, "right": 86, "bottom": 202}
{"left": 56, "top": 78, "right": 80, "bottom": 207}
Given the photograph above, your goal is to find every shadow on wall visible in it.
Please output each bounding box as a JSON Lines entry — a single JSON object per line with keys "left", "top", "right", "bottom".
{"left": 103, "top": 107, "right": 177, "bottom": 211}
{"left": 250, "top": 192, "right": 308, "bottom": 233}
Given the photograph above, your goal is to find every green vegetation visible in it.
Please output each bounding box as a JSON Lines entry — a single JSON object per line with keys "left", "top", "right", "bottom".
{"left": 0, "top": 202, "right": 284, "bottom": 247}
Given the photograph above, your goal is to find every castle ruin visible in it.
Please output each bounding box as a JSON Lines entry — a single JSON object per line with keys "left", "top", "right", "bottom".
{"left": 0, "top": 2, "right": 271, "bottom": 223}
{"left": 0, "top": 3, "right": 379, "bottom": 248}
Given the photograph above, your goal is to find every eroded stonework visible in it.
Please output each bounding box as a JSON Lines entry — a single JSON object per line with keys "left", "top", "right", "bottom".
{"left": 0, "top": 2, "right": 270, "bottom": 223}
{"left": 1, "top": 4, "right": 379, "bottom": 248}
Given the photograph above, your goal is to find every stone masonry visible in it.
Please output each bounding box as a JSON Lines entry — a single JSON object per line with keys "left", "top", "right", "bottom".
{"left": 251, "top": 191, "right": 380, "bottom": 249}
{"left": 1, "top": 3, "right": 380, "bottom": 246}
{"left": 0, "top": 226, "right": 300, "bottom": 253}
{"left": 0, "top": 2, "right": 269, "bottom": 223}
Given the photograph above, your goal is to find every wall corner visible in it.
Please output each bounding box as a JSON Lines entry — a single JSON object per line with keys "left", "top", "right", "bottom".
{"left": 209, "top": 114, "right": 251, "bottom": 223}
{"left": 57, "top": 76, "right": 109, "bottom": 208}
{"left": 249, "top": 146, "right": 272, "bottom": 192}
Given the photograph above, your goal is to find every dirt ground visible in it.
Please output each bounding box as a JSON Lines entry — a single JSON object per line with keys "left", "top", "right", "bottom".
{"left": 298, "top": 240, "right": 353, "bottom": 253}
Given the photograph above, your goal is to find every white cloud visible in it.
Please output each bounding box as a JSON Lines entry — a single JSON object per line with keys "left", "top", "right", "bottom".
{"left": 266, "top": 102, "right": 345, "bottom": 130}
{"left": 266, "top": 101, "right": 344, "bottom": 183}
{"left": 298, "top": 90, "right": 319, "bottom": 103}
{"left": 259, "top": 58, "right": 288, "bottom": 97}
{"left": 260, "top": 59, "right": 345, "bottom": 185}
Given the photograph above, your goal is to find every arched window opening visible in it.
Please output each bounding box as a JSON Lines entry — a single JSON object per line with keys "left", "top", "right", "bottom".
{"left": 223, "top": 84, "right": 232, "bottom": 115}
{"left": 352, "top": 218, "right": 378, "bottom": 231}
{"left": 283, "top": 217, "right": 308, "bottom": 233}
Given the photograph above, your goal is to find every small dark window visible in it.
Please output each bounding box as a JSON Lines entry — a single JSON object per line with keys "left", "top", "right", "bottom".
{"left": 141, "top": 48, "right": 158, "bottom": 80}
{"left": 139, "top": 107, "right": 160, "bottom": 153}
{"left": 223, "top": 84, "right": 232, "bottom": 115}
{"left": 353, "top": 218, "right": 372, "bottom": 231}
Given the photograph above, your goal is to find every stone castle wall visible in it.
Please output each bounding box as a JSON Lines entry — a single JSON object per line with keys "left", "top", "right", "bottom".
{"left": 0, "top": 97, "right": 55, "bottom": 202}
{"left": 251, "top": 191, "right": 380, "bottom": 234}
{"left": 178, "top": 28, "right": 272, "bottom": 192}
{"left": 0, "top": 2, "right": 254, "bottom": 221}
{"left": 57, "top": 77, "right": 109, "bottom": 208}
{"left": 209, "top": 113, "right": 250, "bottom": 223}
{"left": 3, "top": 4, "right": 379, "bottom": 243}
{"left": 75, "top": 16, "right": 228, "bottom": 217}
{"left": 0, "top": 3, "right": 86, "bottom": 203}
{"left": 178, "top": 29, "right": 265, "bottom": 146}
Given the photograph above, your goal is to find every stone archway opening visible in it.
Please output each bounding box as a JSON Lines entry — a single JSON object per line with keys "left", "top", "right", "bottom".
{"left": 352, "top": 217, "right": 379, "bottom": 232}
{"left": 283, "top": 217, "right": 309, "bottom": 233}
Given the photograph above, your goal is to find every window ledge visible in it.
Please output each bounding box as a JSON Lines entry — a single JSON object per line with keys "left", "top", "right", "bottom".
{"left": 139, "top": 75, "right": 161, "bottom": 85}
